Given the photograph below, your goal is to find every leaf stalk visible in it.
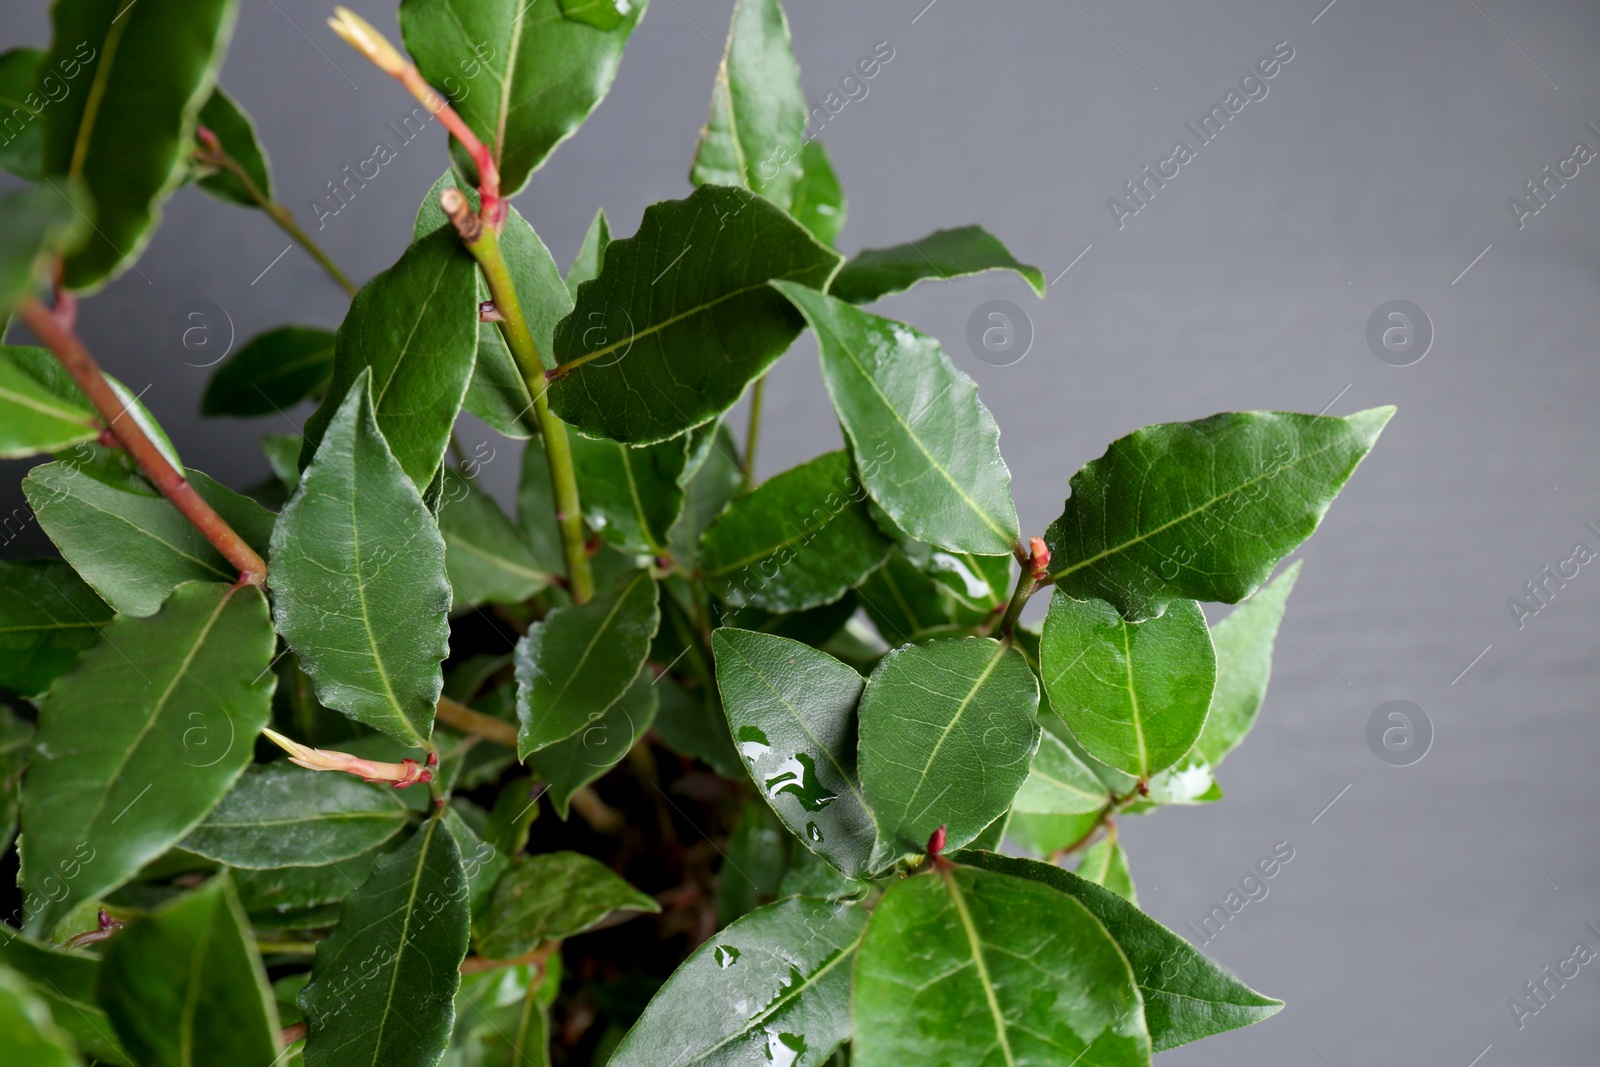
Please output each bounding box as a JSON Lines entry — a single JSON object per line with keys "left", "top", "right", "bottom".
{"left": 16, "top": 297, "right": 269, "bottom": 587}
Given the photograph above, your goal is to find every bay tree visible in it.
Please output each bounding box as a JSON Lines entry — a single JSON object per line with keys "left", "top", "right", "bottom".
{"left": 0, "top": 0, "right": 1390, "bottom": 1063}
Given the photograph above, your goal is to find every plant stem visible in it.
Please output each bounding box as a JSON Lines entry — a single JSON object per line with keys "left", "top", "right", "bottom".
{"left": 435, "top": 695, "right": 518, "bottom": 748}
{"left": 997, "top": 565, "right": 1036, "bottom": 639}
{"left": 17, "top": 298, "right": 268, "bottom": 586}
{"left": 741, "top": 374, "right": 766, "bottom": 488}
{"left": 258, "top": 941, "right": 318, "bottom": 956}
{"left": 452, "top": 206, "right": 594, "bottom": 603}
{"left": 193, "top": 141, "right": 357, "bottom": 296}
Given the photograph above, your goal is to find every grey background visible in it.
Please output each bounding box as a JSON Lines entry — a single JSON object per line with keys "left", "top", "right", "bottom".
{"left": 5, "top": 0, "right": 1600, "bottom": 1062}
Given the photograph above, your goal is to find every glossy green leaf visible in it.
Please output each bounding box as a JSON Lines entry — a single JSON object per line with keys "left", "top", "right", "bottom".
{"left": 1077, "top": 838, "right": 1138, "bottom": 904}
{"left": 299, "top": 812, "right": 470, "bottom": 1067}
{"left": 654, "top": 677, "right": 743, "bottom": 779}
{"left": 857, "top": 637, "right": 1039, "bottom": 864}
{"left": 1046, "top": 408, "right": 1393, "bottom": 620}
{"left": 691, "top": 0, "right": 806, "bottom": 212}
{"left": 20, "top": 581, "right": 275, "bottom": 933}
{"left": 669, "top": 422, "right": 743, "bottom": 570}
{"left": 721, "top": 592, "right": 858, "bottom": 648}
{"left": 0, "top": 559, "right": 111, "bottom": 696}
{"left": 1125, "top": 756, "right": 1220, "bottom": 811}
{"left": 716, "top": 799, "right": 789, "bottom": 924}
{"left": 549, "top": 186, "right": 842, "bottom": 444}
{"left": 444, "top": 806, "right": 507, "bottom": 922}
{"left": 856, "top": 548, "right": 974, "bottom": 645}
{"left": 270, "top": 371, "right": 452, "bottom": 747}
{"left": 516, "top": 570, "right": 660, "bottom": 756}
{"left": 610, "top": 896, "right": 865, "bottom": 1067}
{"left": 437, "top": 467, "right": 553, "bottom": 606}
{"left": 399, "top": 0, "right": 645, "bottom": 195}
{"left": 24, "top": 450, "right": 274, "bottom": 617}
{"left": 791, "top": 141, "right": 845, "bottom": 247}
{"left": 1006, "top": 810, "right": 1102, "bottom": 857}
{"left": 0, "top": 348, "right": 95, "bottom": 457}
{"left": 1194, "top": 560, "right": 1300, "bottom": 766}
{"left": 262, "top": 433, "right": 302, "bottom": 493}
{"left": 0, "top": 930, "right": 123, "bottom": 1062}
{"left": 854, "top": 865, "right": 1150, "bottom": 1067}
{"left": 99, "top": 875, "right": 280, "bottom": 1067}
{"left": 0, "top": 963, "right": 80, "bottom": 1067}
{"left": 300, "top": 228, "right": 477, "bottom": 489}
{"left": 525, "top": 670, "right": 656, "bottom": 819}
{"left": 829, "top": 225, "right": 1045, "bottom": 305}
{"left": 0, "top": 48, "right": 43, "bottom": 178}
{"left": 569, "top": 433, "right": 687, "bottom": 554}
{"left": 956, "top": 850, "right": 1283, "bottom": 1052}
{"left": 202, "top": 326, "right": 334, "bottom": 417}
{"left": 566, "top": 207, "right": 610, "bottom": 295}
{"left": 0, "top": 183, "right": 88, "bottom": 313}
{"left": 476, "top": 851, "right": 658, "bottom": 959}
{"left": 41, "top": 0, "right": 237, "bottom": 290}
{"left": 703, "top": 450, "right": 890, "bottom": 613}
{"left": 712, "top": 628, "right": 878, "bottom": 879}
{"left": 774, "top": 282, "right": 1020, "bottom": 555}
{"left": 1012, "top": 727, "right": 1110, "bottom": 816}
{"left": 181, "top": 763, "right": 411, "bottom": 869}
{"left": 1041, "top": 590, "right": 1215, "bottom": 779}
{"left": 194, "top": 86, "right": 272, "bottom": 206}
{"left": 232, "top": 843, "right": 391, "bottom": 917}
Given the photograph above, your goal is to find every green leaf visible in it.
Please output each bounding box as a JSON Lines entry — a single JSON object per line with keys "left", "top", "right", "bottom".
{"left": 444, "top": 806, "right": 507, "bottom": 922}
{"left": 721, "top": 592, "right": 858, "bottom": 648}
{"left": 955, "top": 850, "right": 1283, "bottom": 1052}
{"left": 0, "top": 348, "right": 96, "bottom": 457}
{"left": 399, "top": 0, "right": 645, "bottom": 195}
{"left": 791, "top": 141, "right": 845, "bottom": 247}
{"left": 712, "top": 629, "right": 877, "bottom": 879}
{"left": 569, "top": 433, "right": 688, "bottom": 554}
{"left": 609, "top": 896, "right": 865, "bottom": 1067}
{"left": 1012, "top": 727, "right": 1110, "bottom": 816}
{"left": 99, "top": 875, "right": 280, "bottom": 1067}
{"left": 0, "top": 708, "right": 30, "bottom": 851}
{"left": 0, "top": 183, "right": 88, "bottom": 314}
{"left": 525, "top": 670, "right": 656, "bottom": 819}
{"left": 41, "top": 0, "right": 237, "bottom": 290}
{"left": 774, "top": 282, "right": 1020, "bottom": 555}
{"left": 1194, "top": 560, "right": 1300, "bottom": 766}
{"left": 654, "top": 677, "right": 743, "bottom": 779}
{"left": 262, "top": 433, "right": 302, "bottom": 493}
{"left": 194, "top": 86, "right": 272, "bottom": 206}
{"left": 668, "top": 422, "right": 743, "bottom": 570}
{"left": 298, "top": 813, "right": 470, "bottom": 1067}
{"left": 829, "top": 225, "right": 1045, "bottom": 305}
{"left": 24, "top": 452, "right": 274, "bottom": 617}
{"left": 856, "top": 638, "right": 1039, "bottom": 864}
{"left": 1077, "top": 838, "right": 1138, "bottom": 904}
{"left": 0, "top": 930, "right": 123, "bottom": 1062}
{"left": 1006, "top": 810, "right": 1103, "bottom": 857}
{"left": 181, "top": 763, "right": 411, "bottom": 869}
{"left": 1046, "top": 408, "right": 1394, "bottom": 620}
{"left": 515, "top": 570, "right": 660, "bottom": 756}
{"left": 854, "top": 865, "right": 1150, "bottom": 1067}
{"left": 0, "top": 963, "right": 80, "bottom": 1067}
{"left": 517, "top": 434, "right": 571, "bottom": 576}
{"left": 20, "top": 582, "right": 275, "bottom": 934}
{"left": 0, "top": 559, "right": 111, "bottom": 696}
{"left": 716, "top": 799, "right": 789, "bottom": 924}
{"left": 1041, "top": 590, "right": 1215, "bottom": 779}
{"left": 438, "top": 467, "right": 553, "bottom": 606}
{"left": 691, "top": 0, "right": 806, "bottom": 212}
{"left": 476, "top": 851, "right": 658, "bottom": 959}
{"left": 1124, "top": 756, "right": 1221, "bottom": 812}
{"left": 549, "top": 186, "right": 842, "bottom": 444}
{"left": 300, "top": 228, "right": 477, "bottom": 490}
{"left": 270, "top": 371, "right": 452, "bottom": 747}
{"left": 856, "top": 548, "right": 974, "bottom": 645}
{"left": 566, "top": 207, "right": 610, "bottom": 295}
{"left": 232, "top": 843, "right": 392, "bottom": 916}
{"left": 202, "top": 326, "right": 334, "bottom": 417}
{"left": 0, "top": 48, "right": 44, "bottom": 178}
{"left": 703, "top": 450, "right": 890, "bottom": 613}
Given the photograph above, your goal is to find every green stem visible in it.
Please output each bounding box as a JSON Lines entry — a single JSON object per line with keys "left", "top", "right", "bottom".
{"left": 463, "top": 222, "right": 594, "bottom": 603}
{"left": 195, "top": 149, "right": 358, "bottom": 297}
{"left": 742, "top": 374, "right": 766, "bottom": 488}
{"left": 997, "top": 564, "right": 1036, "bottom": 639}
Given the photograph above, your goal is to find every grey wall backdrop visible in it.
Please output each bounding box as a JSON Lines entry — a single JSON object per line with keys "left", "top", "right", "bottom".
{"left": 5, "top": 1, "right": 1600, "bottom": 1063}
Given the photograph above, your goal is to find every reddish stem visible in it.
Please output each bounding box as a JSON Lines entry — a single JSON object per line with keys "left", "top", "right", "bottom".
{"left": 16, "top": 298, "right": 267, "bottom": 587}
